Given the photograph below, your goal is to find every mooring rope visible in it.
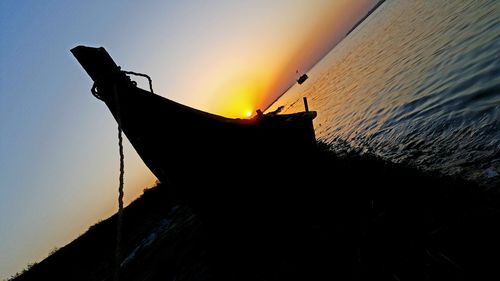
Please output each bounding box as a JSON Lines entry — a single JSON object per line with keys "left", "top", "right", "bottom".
{"left": 114, "top": 124, "right": 125, "bottom": 281}
{"left": 123, "top": 70, "right": 154, "bottom": 93}
{"left": 111, "top": 71, "right": 154, "bottom": 281}
{"left": 113, "top": 85, "right": 124, "bottom": 281}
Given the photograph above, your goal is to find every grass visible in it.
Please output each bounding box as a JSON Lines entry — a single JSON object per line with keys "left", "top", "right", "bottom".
{"left": 11, "top": 141, "right": 500, "bottom": 280}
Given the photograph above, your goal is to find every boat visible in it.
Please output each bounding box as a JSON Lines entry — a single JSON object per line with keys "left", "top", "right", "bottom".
{"left": 296, "top": 72, "right": 308, "bottom": 85}
{"left": 71, "top": 46, "right": 317, "bottom": 208}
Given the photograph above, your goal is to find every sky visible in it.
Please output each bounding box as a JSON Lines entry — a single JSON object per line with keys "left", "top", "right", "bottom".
{"left": 0, "top": 0, "right": 376, "bottom": 278}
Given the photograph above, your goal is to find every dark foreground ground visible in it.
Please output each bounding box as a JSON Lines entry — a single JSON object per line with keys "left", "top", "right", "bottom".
{"left": 12, "top": 142, "right": 500, "bottom": 281}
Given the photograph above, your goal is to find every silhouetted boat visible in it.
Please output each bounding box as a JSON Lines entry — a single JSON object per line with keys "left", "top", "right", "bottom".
{"left": 296, "top": 72, "right": 308, "bottom": 85}
{"left": 297, "top": 74, "right": 308, "bottom": 85}
{"left": 71, "top": 46, "right": 317, "bottom": 198}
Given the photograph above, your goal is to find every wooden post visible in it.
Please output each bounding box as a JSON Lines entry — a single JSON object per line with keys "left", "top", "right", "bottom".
{"left": 303, "top": 97, "right": 309, "bottom": 112}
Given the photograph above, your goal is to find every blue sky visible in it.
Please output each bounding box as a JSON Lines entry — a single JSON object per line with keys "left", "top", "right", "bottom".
{"left": 0, "top": 0, "right": 375, "bottom": 278}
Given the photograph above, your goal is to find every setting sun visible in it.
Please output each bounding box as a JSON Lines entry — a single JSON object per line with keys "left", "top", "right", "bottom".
{"left": 0, "top": 1, "right": 387, "bottom": 279}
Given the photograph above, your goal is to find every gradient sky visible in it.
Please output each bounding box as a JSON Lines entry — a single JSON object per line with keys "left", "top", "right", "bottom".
{"left": 0, "top": 0, "right": 376, "bottom": 278}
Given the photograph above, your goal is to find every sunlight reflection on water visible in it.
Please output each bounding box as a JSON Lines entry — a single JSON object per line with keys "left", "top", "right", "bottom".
{"left": 268, "top": 0, "right": 500, "bottom": 187}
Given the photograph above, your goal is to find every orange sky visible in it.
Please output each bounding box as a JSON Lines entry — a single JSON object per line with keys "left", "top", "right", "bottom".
{"left": 0, "top": 0, "right": 376, "bottom": 278}
{"left": 141, "top": 0, "right": 378, "bottom": 118}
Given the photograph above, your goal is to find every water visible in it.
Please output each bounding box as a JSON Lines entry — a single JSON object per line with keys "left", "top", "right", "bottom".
{"left": 267, "top": 0, "right": 500, "bottom": 188}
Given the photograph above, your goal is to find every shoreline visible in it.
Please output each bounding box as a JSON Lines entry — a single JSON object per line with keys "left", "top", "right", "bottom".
{"left": 11, "top": 141, "right": 500, "bottom": 280}
{"left": 345, "top": 0, "right": 386, "bottom": 37}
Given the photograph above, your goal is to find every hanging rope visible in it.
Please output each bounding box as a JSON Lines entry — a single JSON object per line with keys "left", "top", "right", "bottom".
{"left": 109, "top": 70, "right": 154, "bottom": 281}
{"left": 123, "top": 70, "right": 154, "bottom": 93}
{"left": 113, "top": 84, "right": 125, "bottom": 281}
{"left": 114, "top": 124, "right": 125, "bottom": 281}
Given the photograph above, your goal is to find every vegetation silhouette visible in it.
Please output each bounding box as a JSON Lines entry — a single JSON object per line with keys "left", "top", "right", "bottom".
{"left": 11, "top": 141, "right": 500, "bottom": 281}
{"left": 11, "top": 44, "right": 499, "bottom": 280}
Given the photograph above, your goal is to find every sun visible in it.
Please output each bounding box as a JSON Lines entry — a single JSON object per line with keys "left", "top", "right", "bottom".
{"left": 245, "top": 111, "right": 252, "bottom": 117}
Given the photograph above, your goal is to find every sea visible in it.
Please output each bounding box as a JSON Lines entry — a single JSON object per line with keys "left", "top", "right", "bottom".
{"left": 267, "top": 0, "right": 500, "bottom": 188}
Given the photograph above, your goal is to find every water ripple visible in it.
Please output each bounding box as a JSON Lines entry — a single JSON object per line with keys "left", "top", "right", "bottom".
{"left": 268, "top": 0, "right": 500, "bottom": 188}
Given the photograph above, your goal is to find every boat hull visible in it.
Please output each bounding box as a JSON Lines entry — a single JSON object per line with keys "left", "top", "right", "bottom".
{"left": 72, "top": 46, "right": 317, "bottom": 209}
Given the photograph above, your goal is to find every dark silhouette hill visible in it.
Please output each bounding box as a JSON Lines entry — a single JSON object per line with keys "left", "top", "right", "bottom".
{"left": 11, "top": 142, "right": 500, "bottom": 281}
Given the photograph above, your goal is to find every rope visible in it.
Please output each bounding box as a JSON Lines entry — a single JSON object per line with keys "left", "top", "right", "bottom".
{"left": 114, "top": 124, "right": 125, "bottom": 281}
{"left": 88, "top": 69, "right": 154, "bottom": 280}
{"left": 113, "top": 83, "right": 125, "bottom": 281}
{"left": 123, "top": 70, "right": 154, "bottom": 93}
{"left": 107, "top": 71, "right": 153, "bottom": 281}
{"left": 91, "top": 69, "right": 154, "bottom": 102}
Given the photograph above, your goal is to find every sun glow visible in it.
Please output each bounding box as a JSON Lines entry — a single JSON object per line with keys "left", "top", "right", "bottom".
{"left": 206, "top": 75, "right": 268, "bottom": 118}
